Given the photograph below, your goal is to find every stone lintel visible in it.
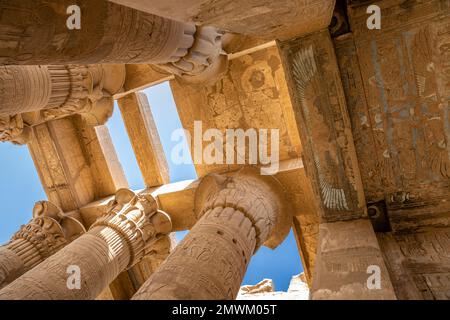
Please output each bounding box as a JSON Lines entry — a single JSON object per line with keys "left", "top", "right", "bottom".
{"left": 278, "top": 29, "right": 367, "bottom": 223}
{"left": 117, "top": 92, "right": 170, "bottom": 187}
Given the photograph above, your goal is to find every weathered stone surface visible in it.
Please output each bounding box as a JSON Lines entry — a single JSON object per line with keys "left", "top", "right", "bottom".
{"left": 336, "top": 0, "right": 450, "bottom": 232}
{"left": 171, "top": 45, "right": 302, "bottom": 177}
{"left": 278, "top": 29, "right": 367, "bottom": 222}
{"left": 0, "top": 1, "right": 193, "bottom": 65}
{"left": 109, "top": 0, "right": 335, "bottom": 41}
{"left": 311, "top": 219, "right": 396, "bottom": 300}
{"left": 28, "top": 116, "right": 128, "bottom": 212}
{"left": 237, "top": 274, "right": 310, "bottom": 300}
{"left": 378, "top": 228, "right": 450, "bottom": 300}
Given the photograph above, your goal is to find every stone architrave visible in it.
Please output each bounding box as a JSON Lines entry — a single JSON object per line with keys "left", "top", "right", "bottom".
{"left": 278, "top": 29, "right": 366, "bottom": 222}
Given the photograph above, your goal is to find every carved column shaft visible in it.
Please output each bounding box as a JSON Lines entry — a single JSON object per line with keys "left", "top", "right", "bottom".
{"left": 133, "top": 207, "right": 255, "bottom": 300}
{"left": 0, "top": 246, "right": 34, "bottom": 290}
{"left": 0, "top": 189, "right": 171, "bottom": 300}
{"left": 132, "top": 169, "right": 291, "bottom": 300}
{"left": 0, "top": 0, "right": 195, "bottom": 66}
{"left": 0, "top": 226, "right": 130, "bottom": 300}
{"left": 0, "top": 202, "right": 85, "bottom": 289}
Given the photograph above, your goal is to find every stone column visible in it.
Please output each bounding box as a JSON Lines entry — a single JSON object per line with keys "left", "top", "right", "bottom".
{"left": 311, "top": 219, "right": 397, "bottom": 300}
{"left": 0, "top": 1, "right": 227, "bottom": 81}
{"left": 0, "top": 201, "right": 85, "bottom": 289}
{"left": 0, "top": 64, "right": 125, "bottom": 144}
{"left": 132, "top": 168, "right": 291, "bottom": 300}
{"left": 0, "top": 189, "right": 171, "bottom": 300}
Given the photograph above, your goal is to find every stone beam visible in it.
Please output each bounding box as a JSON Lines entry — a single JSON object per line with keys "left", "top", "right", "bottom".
{"left": 278, "top": 29, "right": 367, "bottom": 222}
{"left": 0, "top": 201, "right": 85, "bottom": 289}
{"left": 28, "top": 116, "right": 128, "bottom": 212}
{"left": 311, "top": 219, "right": 397, "bottom": 300}
{"left": 108, "top": 0, "right": 335, "bottom": 41}
{"left": 0, "top": 189, "right": 172, "bottom": 300}
{"left": 114, "top": 65, "right": 174, "bottom": 100}
{"left": 132, "top": 168, "right": 291, "bottom": 299}
{"left": 117, "top": 92, "right": 170, "bottom": 187}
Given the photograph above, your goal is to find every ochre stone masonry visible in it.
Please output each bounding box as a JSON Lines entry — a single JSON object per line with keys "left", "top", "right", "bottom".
{"left": 0, "top": 0, "right": 449, "bottom": 300}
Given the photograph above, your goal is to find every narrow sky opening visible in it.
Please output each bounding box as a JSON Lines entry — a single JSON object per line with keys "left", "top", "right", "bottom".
{"left": 0, "top": 144, "right": 46, "bottom": 243}
{"left": 107, "top": 102, "right": 146, "bottom": 190}
{"left": 144, "top": 82, "right": 197, "bottom": 183}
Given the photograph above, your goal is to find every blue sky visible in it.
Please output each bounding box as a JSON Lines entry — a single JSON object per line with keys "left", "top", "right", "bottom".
{"left": 0, "top": 81, "right": 302, "bottom": 292}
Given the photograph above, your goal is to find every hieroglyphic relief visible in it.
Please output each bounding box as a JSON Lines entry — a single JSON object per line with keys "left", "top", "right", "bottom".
{"left": 278, "top": 29, "right": 366, "bottom": 221}
{"left": 171, "top": 46, "right": 302, "bottom": 177}
{"left": 378, "top": 228, "right": 450, "bottom": 300}
{"left": 341, "top": 0, "right": 450, "bottom": 230}
{"left": 334, "top": 34, "right": 384, "bottom": 201}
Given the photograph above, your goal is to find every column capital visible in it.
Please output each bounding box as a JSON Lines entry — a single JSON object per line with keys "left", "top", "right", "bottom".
{"left": 194, "top": 167, "right": 291, "bottom": 249}
{"left": 0, "top": 201, "right": 85, "bottom": 289}
{"left": 0, "top": 115, "right": 30, "bottom": 145}
{"left": 157, "top": 26, "right": 229, "bottom": 85}
{"left": 9, "top": 201, "right": 85, "bottom": 260}
{"left": 0, "top": 64, "right": 126, "bottom": 144}
{"left": 90, "top": 188, "right": 172, "bottom": 268}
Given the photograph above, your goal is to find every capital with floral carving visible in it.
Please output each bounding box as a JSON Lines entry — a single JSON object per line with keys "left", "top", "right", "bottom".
{"left": 90, "top": 188, "right": 172, "bottom": 268}
{"left": 9, "top": 201, "right": 86, "bottom": 259}
{"left": 194, "top": 167, "right": 292, "bottom": 249}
